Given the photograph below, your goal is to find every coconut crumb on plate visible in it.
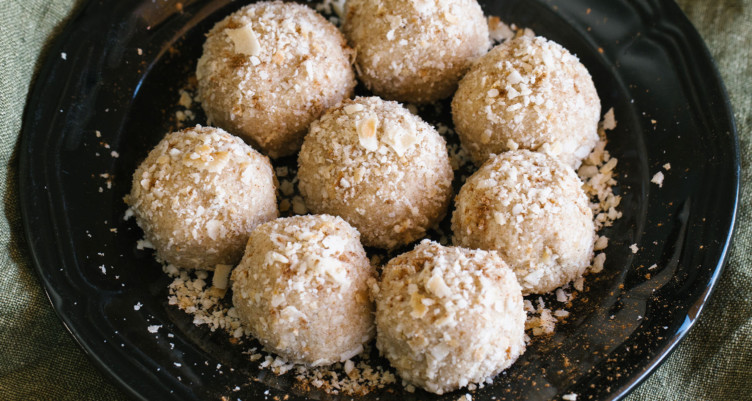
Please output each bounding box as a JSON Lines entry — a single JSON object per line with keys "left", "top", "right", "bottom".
{"left": 578, "top": 107, "right": 623, "bottom": 231}
{"left": 293, "top": 353, "right": 397, "bottom": 396}
{"left": 487, "top": 16, "right": 515, "bottom": 43}
{"left": 651, "top": 171, "right": 665, "bottom": 187}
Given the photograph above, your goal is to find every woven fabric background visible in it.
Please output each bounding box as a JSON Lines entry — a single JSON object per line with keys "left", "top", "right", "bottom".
{"left": 0, "top": 0, "right": 749, "bottom": 400}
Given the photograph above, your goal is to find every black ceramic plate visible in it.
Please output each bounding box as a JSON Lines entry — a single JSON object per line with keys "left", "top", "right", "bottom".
{"left": 19, "top": 0, "right": 739, "bottom": 400}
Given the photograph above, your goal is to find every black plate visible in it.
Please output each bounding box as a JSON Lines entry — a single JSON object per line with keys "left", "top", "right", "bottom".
{"left": 19, "top": 0, "right": 739, "bottom": 400}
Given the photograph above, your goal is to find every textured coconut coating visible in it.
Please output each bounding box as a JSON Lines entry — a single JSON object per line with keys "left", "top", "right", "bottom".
{"left": 452, "top": 35, "right": 600, "bottom": 167}
{"left": 297, "top": 97, "right": 454, "bottom": 250}
{"left": 372, "top": 240, "right": 526, "bottom": 394}
{"left": 125, "top": 125, "right": 278, "bottom": 270}
{"left": 452, "top": 150, "right": 595, "bottom": 294}
{"left": 196, "top": 1, "right": 356, "bottom": 158}
{"left": 231, "top": 215, "right": 375, "bottom": 366}
{"left": 343, "top": 0, "right": 489, "bottom": 104}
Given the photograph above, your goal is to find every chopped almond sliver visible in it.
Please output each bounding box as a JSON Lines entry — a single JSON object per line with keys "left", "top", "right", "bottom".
{"left": 357, "top": 116, "right": 379, "bottom": 151}
{"left": 226, "top": 23, "right": 261, "bottom": 56}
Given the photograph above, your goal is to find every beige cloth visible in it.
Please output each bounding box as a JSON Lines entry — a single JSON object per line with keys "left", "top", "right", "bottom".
{"left": 1, "top": 0, "right": 749, "bottom": 399}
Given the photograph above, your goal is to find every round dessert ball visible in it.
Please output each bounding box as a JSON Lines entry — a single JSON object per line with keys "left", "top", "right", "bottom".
{"left": 196, "top": 1, "right": 356, "bottom": 158}
{"left": 452, "top": 150, "right": 595, "bottom": 294}
{"left": 343, "top": 0, "right": 489, "bottom": 104}
{"left": 373, "top": 240, "right": 526, "bottom": 394}
{"left": 298, "top": 96, "right": 454, "bottom": 250}
{"left": 231, "top": 214, "right": 375, "bottom": 366}
{"left": 452, "top": 35, "right": 600, "bottom": 168}
{"left": 125, "top": 125, "right": 278, "bottom": 270}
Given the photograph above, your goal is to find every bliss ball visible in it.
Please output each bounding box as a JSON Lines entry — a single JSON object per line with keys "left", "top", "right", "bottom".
{"left": 298, "top": 96, "right": 454, "bottom": 250}
{"left": 452, "top": 150, "right": 595, "bottom": 294}
{"left": 196, "top": 1, "right": 356, "bottom": 158}
{"left": 343, "top": 0, "right": 489, "bottom": 104}
{"left": 452, "top": 35, "right": 600, "bottom": 167}
{"left": 372, "top": 240, "right": 526, "bottom": 394}
{"left": 231, "top": 214, "right": 374, "bottom": 366}
{"left": 125, "top": 125, "right": 278, "bottom": 270}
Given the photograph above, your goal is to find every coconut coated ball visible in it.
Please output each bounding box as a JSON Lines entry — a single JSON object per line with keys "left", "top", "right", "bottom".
{"left": 452, "top": 35, "right": 600, "bottom": 167}
{"left": 298, "top": 96, "right": 454, "bottom": 250}
{"left": 125, "top": 125, "right": 278, "bottom": 270}
{"left": 343, "top": 0, "right": 489, "bottom": 104}
{"left": 196, "top": 1, "right": 356, "bottom": 158}
{"left": 452, "top": 150, "right": 595, "bottom": 294}
{"left": 372, "top": 240, "right": 526, "bottom": 394}
{"left": 231, "top": 215, "right": 374, "bottom": 366}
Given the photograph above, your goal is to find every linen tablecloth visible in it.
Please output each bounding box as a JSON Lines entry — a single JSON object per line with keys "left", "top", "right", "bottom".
{"left": 1, "top": 0, "right": 749, "bottom": 399}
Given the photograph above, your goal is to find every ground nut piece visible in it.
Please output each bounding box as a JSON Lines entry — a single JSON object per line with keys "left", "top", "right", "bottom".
{"left": 373, "top": 240, "right": 526, "bottom": 394}
{"left": 231, "top": 215, "right": 374, "bottom": 366}
{"left": 298, "top": 96, "right": 454, "bottom": 250}
{"left": 344, "top": 0, "right": 489, "bottom": 103}
{"left": 196, "top": 1, "right": 356, "bottom": 158}
{"left": 452, "top": 35, "right": 600, "bottom": 167}
{"left": 452, "top": 150, "right": 595, "bottom": 294}
{"left": 125, "top": 125, "right": 278, "bottom": 270}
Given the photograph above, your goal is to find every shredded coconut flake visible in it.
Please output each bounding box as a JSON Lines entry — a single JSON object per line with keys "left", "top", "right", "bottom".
{"left": 487, "top": 16, "right": 515, "bottom": 43}
{"left": 601, "top": 107, "right": 617, "bottom": 130}
{"left": 651, "top": 171, "right": 665, "bottom": 187}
